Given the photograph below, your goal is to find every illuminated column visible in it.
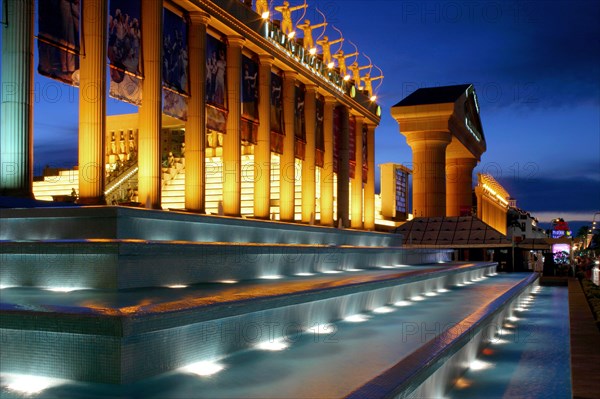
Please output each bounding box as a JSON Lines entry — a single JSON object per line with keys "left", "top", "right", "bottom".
{"left": 351, "top": 115, "right": 364, "bottom": 229}
{"left": 280, "top": 70, "right": 297, "bottom": 222}
{"left": 446, "top": 157, "right": 477, "bottom": 217}
{"left": 406, "top": 131, "right": 452, "bottom": 217}
{"left": 337, "top": 106, "right": 350, "bottom": 227}
{"left": 364, "top": 124, "right": 376, "bottom": 230}
{"left": 0, "top": 0, "right": 34, "bottom": 197}
{"left": 320, "top": 97, "right": 336, "bottom": 226}
{"left": 185, "top": 11, "right": 210, "bottom": 213}
{"left": 254, "top": 54, "right": 273, "bottom": 219}
{"left": 223, "top": 35, "right": 245, "bottom": 217}
{"left": 138, "top": 0, "right": 163, "bottom": 209}
{"left": 77, "top": 0, "right": 107, "bottom": 205}
{"left": 302, "top": 84, "right": 317, "bottom": 223}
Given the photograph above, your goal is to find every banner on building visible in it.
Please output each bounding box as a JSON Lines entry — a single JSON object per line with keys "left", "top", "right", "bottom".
{"left": 206, "top": 34, "right": 228, "bottom": 133}
{"left": 294, "top": 84, "right": 306, "bottom": 159}
{"left": 108, "top": 0, "right": 142, "bottom": 104}
{"left": 333, "top": 106, "right": 341, "bottom": 174}
{"left": 316, "top": 97, "right": 325, "bottom": 167}
{"left": 38, "top": 0, "right": 81, "bottom": 86}
{"left": 363, "top": 125, "right": 368, "bottom": 184}
{"left": 349, "top": 115, "right": 356, "bottom": 179}
{"left": 241, "top": 55, "right": 259, "bottom": 143}
{"left": 270, "top": 73, "right": 284, "bottom": 134}
{"left": 162, "top": 8, "right": 189, "bottom": 120}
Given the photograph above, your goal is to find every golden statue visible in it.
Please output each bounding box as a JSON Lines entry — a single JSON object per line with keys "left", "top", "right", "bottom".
{"left": 296, "top": 19, "right": 327, "bottom": 51}
{"left": 316, "top": 35, "right": 343, "bottom": 66}
{"left": 274, "top": 1, "right": 308, "bottom": 37}
{"left": 362, "top": 72, "right": 384, "bottom": 96}
{"left": 256, "top": 0, "right": 269, "bottom": 18}
{"left": 333, "top": 49, "right": 358, "bottom": 77}
{"left": 349, "top": 61, "right": 371, "bottom": 87}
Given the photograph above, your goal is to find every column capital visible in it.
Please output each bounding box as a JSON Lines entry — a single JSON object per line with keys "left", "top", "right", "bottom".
{"left": 305, "top": 83, "right": 318, "bottom": 93}
{"left": 227, "top": 35, "right": 245, "bottom": 47}
{"left": 324, "top": 96, "right": 337, "bottom": 104}
{"left": 258, "top": 53, "right": 274, "bottom": 65}
{"left": 189, "top": 10, "right": 210, "bottom": 25}
{"left": 283, "top": 70, "right": 298, "bottom": 80}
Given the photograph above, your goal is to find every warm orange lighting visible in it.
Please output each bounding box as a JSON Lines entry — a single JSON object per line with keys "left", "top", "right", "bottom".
{"left": 343, "top": 74, "right": 350, "bottom": 81}
{"left": 288, "top": 31, "right": 295, "bottom": 39}
{"left": 261, "top": 11, "right": 270, "bottom": 19}
{"left": 327, "top": 62, "right": 334, "bottom": 69}
{"left": 370, "top": 95, "right": 377, "bottom": 101}
{"left": 309, "top": 47, "right": 317, "bottom": 55}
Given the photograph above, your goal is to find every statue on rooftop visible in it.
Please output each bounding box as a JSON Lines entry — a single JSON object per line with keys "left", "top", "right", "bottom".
{"left": 316, "top": 35, "right": 343, "bottom": 66}
{"left": 274, "top": 1, "right": 308, "bottom": 37}
{"left": 297, "top": 19, "right": 327, "bottom": 51}
{"left": 333, "top": 49, "right": 358, "bottom": 78}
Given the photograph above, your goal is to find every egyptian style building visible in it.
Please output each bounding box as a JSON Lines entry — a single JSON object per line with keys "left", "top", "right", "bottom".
{"left": 391, "top": 84, "right": 487, "bottom": 220}
{"left": 1, "top": 0, "right": 382, "bottom": 229}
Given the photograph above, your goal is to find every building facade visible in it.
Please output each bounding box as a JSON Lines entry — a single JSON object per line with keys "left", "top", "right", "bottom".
{"left": 1, "top": 0, "right": 381, "bottom": 229}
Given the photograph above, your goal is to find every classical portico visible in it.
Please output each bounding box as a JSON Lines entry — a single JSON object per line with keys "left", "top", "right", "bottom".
{"left": 2, "top": 0, "right": 382, "bottom": 231}
{"left": 391, "top": 84, "right": 486, "bottom": 218}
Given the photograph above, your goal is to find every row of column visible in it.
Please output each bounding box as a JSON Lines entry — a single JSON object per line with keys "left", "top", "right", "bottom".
{"left": 0, "top": 0, "right": 376, "bottom": 229}
{"left": 406, "top": 131, "right": 477, "bottom": 218}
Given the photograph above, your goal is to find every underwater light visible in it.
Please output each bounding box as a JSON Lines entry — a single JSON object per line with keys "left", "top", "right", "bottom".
{"left": 45, "top": 286, "right": 84, "bottom": 292}
{"left": 491, "top": 338, "right": 510, "bottom": 345}
{"left": 255, "top": 339, "right": 289, "bottom": 351}
{"left": 411, "top": 295, "right": 425, "bottom": 301}
{"left": 469, "top": 359, "right": 493, "bottom": 371}
{"left": 394, "top": 300, "right": 412, "bottom": 307}
{"left": 295, "top": 272, "right": 315, "bottom": 276}
{"left": 425, "top": 292, "right": 438, "bottom": 297}
{"left": 507, "top": 316, "right": 519, "bottom": 322}
{"left": 322, "top": 270, "right": 342, "bottom": 274}
{"left": 373, "top": 306, "right": 395, "bottom": 314}
{"left": 217, "top": 280, "right": 239, "bottom": 284}
{"left": 344, "top": 314, "right": 369, "bottom": 323}
{"left": 345, "top": 268, "right": 363, "bottom": 272}
{"left": 180, "top": 361, "right": 225, "bottom": 376}
{"left": 4, "top": 374, "right": 64, "bottom": 395}
{"left": 437, "top": 288, "right": 449, "bottom": 293}
{"left": 260, "top": 275, "right": 283, "bottom": 280}
{"left": 456, "top": 283, "right": 465, "bottom": 287}
{"left": 167, "top": 284, "right": 188, "bottom": 289}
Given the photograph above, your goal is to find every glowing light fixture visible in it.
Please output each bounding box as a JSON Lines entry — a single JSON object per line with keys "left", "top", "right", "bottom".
{"left": 346, "top": 268, "right": 363, "bottom": 272}
{"left": 507, "top": 316, "right": 519, "bottom": 322}
{"left": 491, "top": 338, "right": 510, "bottom": 345}
{"left": 373, "top": 306, "right": 395, "bottom": 314}
{"left": 456, "top": 283, "right": 465, "bottom": 287}
{"left": 180, "top": 361, "right": 225, "bottom": 376}
{"left": 295, "top": 272, "right": 315, "bottom": 276}
{"left": 4, "top": 374, "right": 64, "bottom": 395}
{"left": 344, "top": 314, "right": 369, "bottom": 323}
{"left": 256, "top": 339, "right": 289, "bottom": 351}
{"left": 425, "top": 292, "right": 438, "bottom": 297}
{"left": 370, "top": 95, "right": 377, "bottom": 102}
{"left": 322, "top": 270, "right": 342, "bottom": 274}
{"left": 343, "top": 75, "right": 350, "bottom": 81}
{"left": 261, "top": 11, "right": 270, "bottom": 19}
{"left": 327, "top": 62, "right": 334, "bottom": 69}
{"left": 469, "top": 359, "right": 493, "bottom": 371}
{"left": 394, "top": 300, "right": 412, "bottom": 307}
{"left": 309, "top": 47, "right": 317, "bottom": 55}
{"left": 45, "top": 287, "right": 84, "bottom": 292}
{"left": 0, "top": 284, "right": 13, "bottom": 289}
{"left": 437, "top": 288, "right": 449, "bottom": 293}
{"left": 217, "top": 280, "right": 239, "bottom": 284}
{"left": 288, "top": 31, "right": 295, "bottom": 39}
{"left": 260, "top": 275, "right": 283, "bottom": 280}
{"left": 411, "top": 295, "right": 425, "bottom": 301}
{"left": 167, "top": 284, "right": 188, "bottom": 289}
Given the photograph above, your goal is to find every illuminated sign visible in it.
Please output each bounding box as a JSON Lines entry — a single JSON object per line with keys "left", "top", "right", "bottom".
{"left": 551, "top": 230, "right": 572, "bottom": 239}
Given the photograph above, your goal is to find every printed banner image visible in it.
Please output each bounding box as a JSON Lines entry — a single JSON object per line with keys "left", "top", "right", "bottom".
{"left": 207, "top": 105, "right": 228, "bottom": 134}
{"left": 38, "top": 0, "right": 81, "bottom": 86}
{"left": 242, "top": 55, "right": 259, "bottom": 121}
{"left": 270, "top": 73, "right": 284, "bottom": 135}
{"left": 108, "top": 0, "right": 142, "bottom": 104}
{"left": 162, "top": 8, "right": 189, "bottom": 120}
{"left": 163, "top": 89, "right": 188, "bottom": 121}
{"left": 206, "top": 35, "right": 227, "bottom": 109}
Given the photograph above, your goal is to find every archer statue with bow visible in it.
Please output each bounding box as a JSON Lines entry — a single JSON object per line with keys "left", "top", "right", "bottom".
{"left": 275, "top": 1, "right": 308, "bottom": 37}
{"left": 297, "top": 8, "right": 327, "bottom": 51}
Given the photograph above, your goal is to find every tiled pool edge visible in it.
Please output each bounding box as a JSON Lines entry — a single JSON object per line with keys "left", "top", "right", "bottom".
{"left": 346, "top": 273, "right": 539, "bottom": 399}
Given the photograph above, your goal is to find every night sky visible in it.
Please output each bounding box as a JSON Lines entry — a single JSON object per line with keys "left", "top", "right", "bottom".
{"left": 1, "top": 0, "right": 598, "bottom": 226}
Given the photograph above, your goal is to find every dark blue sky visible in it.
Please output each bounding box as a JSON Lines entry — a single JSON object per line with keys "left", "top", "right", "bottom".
{"left": 1, "top": 0, "right": 599, "bottom": 225}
